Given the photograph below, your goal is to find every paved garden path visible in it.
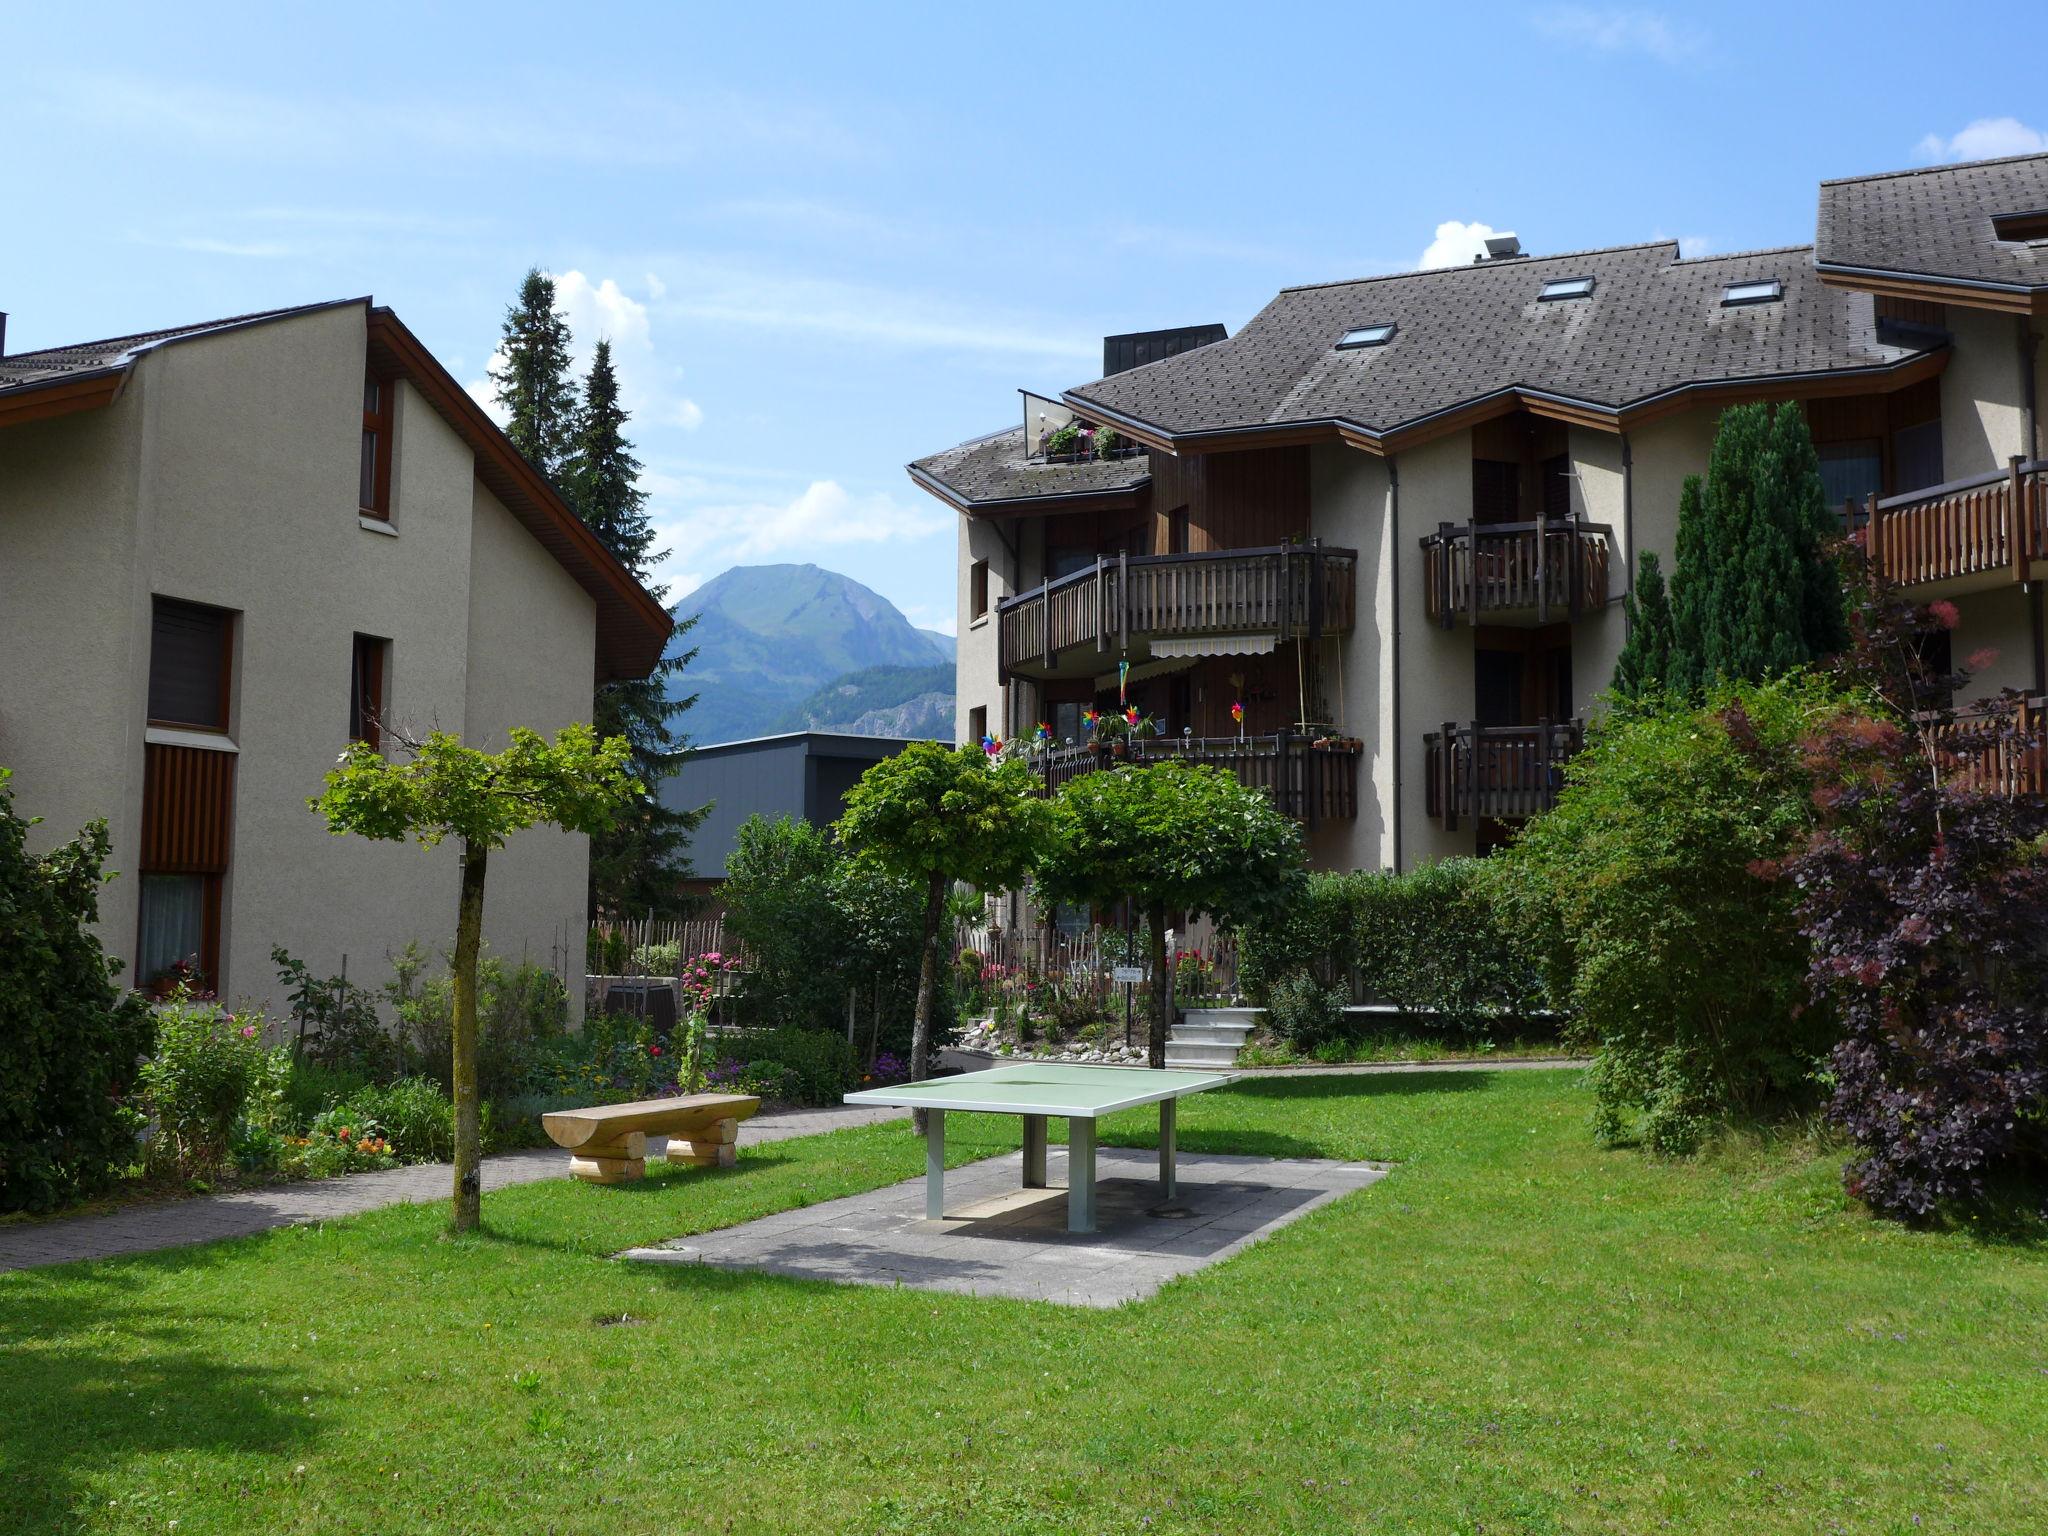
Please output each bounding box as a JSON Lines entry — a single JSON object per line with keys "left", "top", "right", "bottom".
{"left": 0, "top": 1103, "right": 908, "bottom": 1275}
{"left": 0, "top": 1060, "right": 1586, "bottom": 1275}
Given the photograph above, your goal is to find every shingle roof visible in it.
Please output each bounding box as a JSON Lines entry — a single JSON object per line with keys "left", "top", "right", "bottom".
{"left": 1064, "top": 243, "right": 1929, "bottom": 443}
{"left": 0, "top": 303, "right": 350, "bottom": 390}
{"left": 909, "top": 425, "right": 1150, "bottom": 510}
{"left": 1816, "top": 152, "right": 2048, "bottom": 293}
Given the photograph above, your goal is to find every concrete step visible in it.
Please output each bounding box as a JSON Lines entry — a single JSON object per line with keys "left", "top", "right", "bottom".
{"left": 1171, "top": 1020, "right": 1256, "bottom": 1046}
{"left": 1165, "top": 1040, "right": 1244, "bottom": 1069}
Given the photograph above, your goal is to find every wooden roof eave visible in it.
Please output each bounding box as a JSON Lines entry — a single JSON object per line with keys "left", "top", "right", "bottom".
{"left": 0, "top": 366, "right": 129, "bottom": 429}
{"left": 1816, "top": 263, "right": 2043, "bottom": 318}
{"left": 367, "top": 307, "right": 672, "bottom": 682}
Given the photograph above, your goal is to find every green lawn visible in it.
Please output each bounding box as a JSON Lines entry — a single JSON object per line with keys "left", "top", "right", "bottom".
{"left": 4, "top": 1069, "right": 2043, "bottom": 1534}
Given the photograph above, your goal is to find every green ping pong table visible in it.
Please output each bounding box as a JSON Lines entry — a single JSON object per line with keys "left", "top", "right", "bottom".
{"left": 844, "top": 1063, "right": 1231, "bottom": 1233}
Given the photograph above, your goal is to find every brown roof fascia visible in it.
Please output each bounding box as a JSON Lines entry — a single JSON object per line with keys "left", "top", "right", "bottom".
{"left": 907, "top": 469, "right": 1148, "bottom": 521}
{"left": 366, "top": 307, "right": 671, "bottom": 681}
{"left": 1614, "top": 347, "right": 1951, "bottom": 429}
{"left": 0, "top": 367, "right": 127, "bottom": 429}
{"left": 1816, "top": 265, "right": 2038, "bottom": 316}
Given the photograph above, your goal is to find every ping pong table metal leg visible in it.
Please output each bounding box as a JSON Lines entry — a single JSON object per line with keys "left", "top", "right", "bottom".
{"left": 1159, "top": 1098, "right": 1177, "bottom": 1201}
{"left": 1022, "top": 1114, "right": 1047, "bottom": 1189}
{"left": 925, "top": 1109, "right": 946, "bottom": 1221}
{"left": 1067, "top": 1117, "right": 1097, "bottom": 1233}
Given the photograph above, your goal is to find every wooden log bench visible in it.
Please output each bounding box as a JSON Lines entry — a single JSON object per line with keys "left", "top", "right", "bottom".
{"left": 541, "top": 1093, "right": 761, "bottom": 1184}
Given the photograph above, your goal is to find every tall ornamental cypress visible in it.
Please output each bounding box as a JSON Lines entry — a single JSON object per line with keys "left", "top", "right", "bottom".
{"left": 564, "top": 340, "right": 706, "bottom": 915}
{"left": 490, "top": 269, "right": 579, "bottom": 482}
{"left": 1610, "top": 551, "right": 1675, "bottom": 699}
{"left": 1662, "top": 402, "right": 1848, "bottom": 694}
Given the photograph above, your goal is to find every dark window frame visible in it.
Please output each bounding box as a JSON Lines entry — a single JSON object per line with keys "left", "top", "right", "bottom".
{"left": 147, "top": 597, "right": 234, "bottom": 734}
{"left": 1336, "top": 323, "right": 1397, "bottom": 349}
{"left": 360, "top": 369, "right": 395, "bottom": 518}
{"left": 1537, "top": 275, "right": 1596, "bottom": 303}
{"left": 349, "top": 633, "right": 389, "bottom": 750}
{"left": 969, "top": 559, "right": 990, "bottom": 620}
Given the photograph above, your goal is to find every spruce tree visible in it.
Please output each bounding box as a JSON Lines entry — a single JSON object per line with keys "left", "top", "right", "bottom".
{"left": 490, "top": 269, "right": 579, "bottom": 482}
{"left": 563, "top": 339, "right": 706, "bottom": 916}
{"left": 1659, "top": 402, "right": 1847, "bottom": 695}
{"left": 1610, "top": 551, "right": 1675, "bottom": 699}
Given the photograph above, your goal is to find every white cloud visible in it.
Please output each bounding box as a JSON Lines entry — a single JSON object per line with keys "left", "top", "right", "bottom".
{"left": 139, "top": 234, "right": 293, "bottom": 258}
{"left": 1654, "top": 229, "right": 1714, "bottom": 259}
{"left": 465, "top": 353, "right": 510, "bottom": 428}
{"left": 671, "top": 399, "right": 705, "bottom": 431}
{"left": 1418, "top": 221, "right": 1508, "bottom": 270}
{"left": 1914, "top": 117, "right": 2048, "bottom": 164}
{"left": 546, "top": 270, "right": 704, "bottom": 433}
{"left": 1532, "top": 6, "right": 1707, "bottom": 64}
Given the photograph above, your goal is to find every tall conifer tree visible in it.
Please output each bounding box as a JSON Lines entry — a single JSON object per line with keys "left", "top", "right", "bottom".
{"left": 490, "top": 269, "right": 578, "bottom": 482}
{"left": 563, "top": 340, "right": 705, "bottom": 915}
{"left": 1656, "top": 402, "right": 1848, "bottom": 695}
{"left": 1610, "top": 551, "right": 1675, "bottom": 699}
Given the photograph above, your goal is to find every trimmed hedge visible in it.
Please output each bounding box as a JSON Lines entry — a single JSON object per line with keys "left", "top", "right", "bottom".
{"left": 1238, "top": 860, "right": 1543, "bottom": 1042}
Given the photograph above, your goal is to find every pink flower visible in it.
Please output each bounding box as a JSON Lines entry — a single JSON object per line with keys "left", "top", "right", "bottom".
{"left": 1927, "top": 600, "right": 1961, "bottom": 631}
{"left": 241, "top": 1025, "right": 258, "bottom": 1039}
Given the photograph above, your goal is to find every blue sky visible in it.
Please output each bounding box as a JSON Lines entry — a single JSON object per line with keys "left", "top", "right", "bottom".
{"left": 8, "top": 1, "right": 2042, "bottom": 637}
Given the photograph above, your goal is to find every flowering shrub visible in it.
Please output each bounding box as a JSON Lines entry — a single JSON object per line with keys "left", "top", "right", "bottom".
{"left": 1780, "top": 561, "right": 2048, "bottom": 1219}
{"left": 138, "top": 993, "right": 290, "bottom": 1177}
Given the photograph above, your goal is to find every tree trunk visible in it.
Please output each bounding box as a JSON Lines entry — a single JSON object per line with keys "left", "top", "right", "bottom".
{"left": 909, "top": 871, "right": 946, "bottom": 1135}
{"left": 1147, "top": 904, "right": 1170, "bottom": 1070}
{"left": 450, "top": 840, "right": 489, "bottom": 1233}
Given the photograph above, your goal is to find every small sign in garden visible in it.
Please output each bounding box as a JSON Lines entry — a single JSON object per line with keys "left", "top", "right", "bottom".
{"left": 1111, "top": 966, "right": 1146, "bottom": 984}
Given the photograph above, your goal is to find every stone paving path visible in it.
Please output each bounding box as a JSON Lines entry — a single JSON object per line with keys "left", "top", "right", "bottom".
{"left": 0, "top": 1103, "right": 907, "bottom": 1275}
{"left": 626, "top": 1146, "right": 1387, "bottom": 1307}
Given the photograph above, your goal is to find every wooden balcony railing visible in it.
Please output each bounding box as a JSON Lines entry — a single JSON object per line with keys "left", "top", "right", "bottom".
{"left": 1424, "top": 719, "right": 1583, "bottom": 828}
{"left": 998, "top": 544, "right": 1357, "bottom": 677}
{"left": 1420, "top": 519, "right": 1612, "bottom": 628}
{"left": 1035, "top": 732, "right": 1360, "bottom": 824}
{"left": 1919, "top": 695, "right": 2047, "bottom": 798}
{"left": 1850, "top": 457, "right": 2047, "bottom": 591}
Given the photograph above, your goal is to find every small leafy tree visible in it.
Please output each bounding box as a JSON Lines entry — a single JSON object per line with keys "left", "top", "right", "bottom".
{"left": 309, "top": 726, "right": 637, "bottom": 1231}
{"left": 1485, "top": 675, "right": 1851, "bottom": 1153}
{"left": 1039, "top": 762, "right": 1304, "bottom": 1067}
{"left": 836, "top": 744, "right": 1051, "bottom": 1108}
{"left": 722, "top": 815, "right": 854, "bottom": 1031}
{"left": 1779, "top": 555, "right": 2048, "bottom": 1220}
{"left": 0, "top": 769, "right": 156, "bottom": 1212}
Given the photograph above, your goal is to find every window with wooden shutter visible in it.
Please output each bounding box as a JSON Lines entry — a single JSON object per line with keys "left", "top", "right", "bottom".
{"left": 148, "top": 598, "right": 233, "bottom": 731}
{"left": 1472, "top": 460, "right": 1521, "bottom": 525}
{"left": 970, "top": 560, "right": 990, "bottom": 619}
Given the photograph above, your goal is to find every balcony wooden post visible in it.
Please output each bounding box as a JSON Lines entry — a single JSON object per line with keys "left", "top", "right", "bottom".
{"left": 1534, "top": 513, "right": 1550, "bottom": 627}
{"left": 1308, "top": 538, "right": 1324, "bottom": 641}
{"left": 1436, "top": 524, "right": 1454, "bottom": 630}
{"left": 1094, "top": 554, "right": 1108, "bottom": 653}
{"left": 1566, "top": 520, "right": 1582, "bottom": 618}
{"left": 1441, "top": 720, "right": 1460, "bottom": 832}
{"left": 1117, "top": 549, "right": 1128, "bottom": 652}
{"left": 2011, "top": 456, "right": 2030, "bottom": 586}
{"left": 1865, "top": 492, "right": 1883, "bottom": 581}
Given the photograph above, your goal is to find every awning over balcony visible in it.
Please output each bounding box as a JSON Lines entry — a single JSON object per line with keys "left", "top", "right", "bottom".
{"left": 1148, "top": 633, "right": 1279, "bottom": 659}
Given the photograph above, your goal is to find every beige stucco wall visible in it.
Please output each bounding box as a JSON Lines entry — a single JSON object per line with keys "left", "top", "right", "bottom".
{"left": 1941, "top": 306, "right": 2032, "bottom": 479}
{"left": 0, "top": 304, "right": 603, "bottom": 1021}
{"left": 1304, "top": 443, "right": 1393, "bottom": 872}
{"left": 954, "top": 513, "right": 1012, "bottom": 743}
{"left": 1390, "top": 431, "right": 1476, "bottom": 867}
{"left": 1948, "top": 583, "right": 2039, "bottom": 699}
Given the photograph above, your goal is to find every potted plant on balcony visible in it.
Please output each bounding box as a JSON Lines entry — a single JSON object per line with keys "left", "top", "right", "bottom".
{"left": 1042, "top": 422, "right": 1084, "bottom": 461}
{"left": 1094, "top": 706, "right": 1160, "bottom": 759}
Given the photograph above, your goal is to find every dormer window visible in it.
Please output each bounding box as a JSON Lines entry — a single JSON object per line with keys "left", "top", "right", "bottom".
{"left": 1721, "top": 279, "right": 1784, "bottom": 307}
{"left": 1992, "top": 209, "right": 2048, "bottom": 244}
{"left": 1538, "top": 276, "right": 1595, "bottom": 302}
{"left": 1337, "top": 324, "right": 1397, "bottom": 349}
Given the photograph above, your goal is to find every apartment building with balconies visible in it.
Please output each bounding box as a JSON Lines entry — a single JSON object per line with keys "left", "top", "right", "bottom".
{"left": 913, "top": 151, "right": 2048, "bottom": 874}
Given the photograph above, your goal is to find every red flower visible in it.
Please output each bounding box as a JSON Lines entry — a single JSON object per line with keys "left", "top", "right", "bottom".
{"left": 650, "top": 1045, "right": 663, "bottom": 1057}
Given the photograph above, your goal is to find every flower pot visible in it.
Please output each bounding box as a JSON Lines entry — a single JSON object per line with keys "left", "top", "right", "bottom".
{"left": 1111, "top": 741, "right": 1129, "bottom": 759}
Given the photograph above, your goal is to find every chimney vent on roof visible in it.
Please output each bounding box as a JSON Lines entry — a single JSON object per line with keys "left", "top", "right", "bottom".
{"left": 1476, "top": 234, "right": 1524, "bottom": 263}
{"left": 1101, "top": 323, "right": 1228, "bottom": 377}
{"left": 0, "top": 312, "right": 8, "bottom": 357}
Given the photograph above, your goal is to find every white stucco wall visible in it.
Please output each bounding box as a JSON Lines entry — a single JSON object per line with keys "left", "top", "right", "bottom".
{"left": 0, "top": 303, "right": 606, "bottom": 1020}
{"left": 954, "top": 513, "right": 1011, "bottom": 743}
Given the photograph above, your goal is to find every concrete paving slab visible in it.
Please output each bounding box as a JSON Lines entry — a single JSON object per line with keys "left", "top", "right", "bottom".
{"left": 624, "top": 1146, "right": 1388, "bottom": 1307}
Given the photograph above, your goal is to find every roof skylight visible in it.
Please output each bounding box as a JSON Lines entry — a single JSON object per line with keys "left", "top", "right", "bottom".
{"left": 1537, "top": 276, "right": 1595, "bottom": 302}
{"left": 1721, "top": 279, "right": 1784, "bottom": 307}
{"left": 1337, "top": 324, "right": 1397, "bottom": 349}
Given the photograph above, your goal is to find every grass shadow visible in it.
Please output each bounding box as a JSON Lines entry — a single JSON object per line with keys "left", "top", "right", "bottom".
{"left": 1223, "top": 1069, "right": 1504, "bottom": 1102}
{"left": 0, "top": 1276, "right": 315, "bottom": 1534}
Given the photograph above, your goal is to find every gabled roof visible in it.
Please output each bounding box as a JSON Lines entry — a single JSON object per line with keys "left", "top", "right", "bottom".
{"left": 0, "top": 299, "right": 670, "bottom": 680}
{"left": 1815, "top": 151, "right": 2048, "bottom": 314}
{"left": 908, "top": 425, "right": 1151, "bottom": 516}
{"left": 1063, "top": 242, "right": 1943, "bottom": 454}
